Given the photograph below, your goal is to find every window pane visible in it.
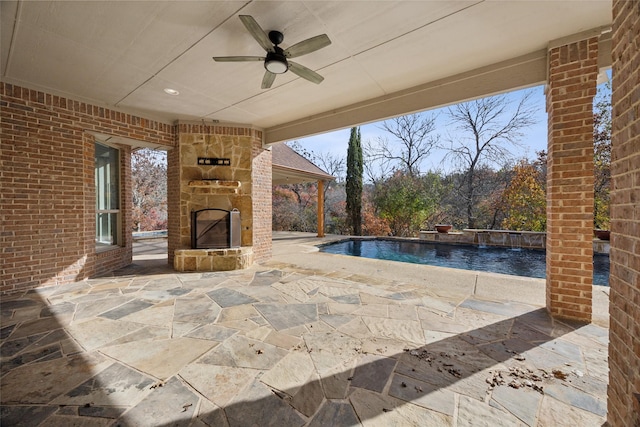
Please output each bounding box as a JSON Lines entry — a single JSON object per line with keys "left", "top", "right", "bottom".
{"left": 96, "top": 212, "right": 118, "bottom": 245}
{"left": 95, "top": 143, "right": 119, "bottom": 210}
{"left": 95, "top": 142, "right": 120, "bottom": 248}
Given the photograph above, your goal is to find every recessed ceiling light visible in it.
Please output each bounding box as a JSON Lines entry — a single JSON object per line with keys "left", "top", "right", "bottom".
{"left": 163, "top": 88, "right": 180, "bottom": 96}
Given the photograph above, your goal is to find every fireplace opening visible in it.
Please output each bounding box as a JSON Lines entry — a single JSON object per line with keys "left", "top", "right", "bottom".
{"left": 191, "top": 208, "right": 240, "bottom": 249}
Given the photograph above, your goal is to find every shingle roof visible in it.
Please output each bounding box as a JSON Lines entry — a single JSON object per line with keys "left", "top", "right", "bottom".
{"left": 272, "top": 143, "right": 335, "bottom": 184}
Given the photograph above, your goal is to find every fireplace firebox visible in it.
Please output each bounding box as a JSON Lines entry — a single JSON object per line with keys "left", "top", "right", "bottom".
{"left": 191, "top": 208, "right": 240, "bottom": 249}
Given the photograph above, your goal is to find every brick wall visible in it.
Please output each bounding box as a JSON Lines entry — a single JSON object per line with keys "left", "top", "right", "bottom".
{"left": 1, "top": 83, "right": 174, "bottom": 294}
{"left": 545, "top": 37, "right": 599, "bottom": 321}
{"left": 608, "top": 1, "right": 640, "bottom": 425}
{"left": 252, "top": 136, "right": 273, "bottom": 262}
{"left": 167, "top": 139, "right": 181, "bottom": 265}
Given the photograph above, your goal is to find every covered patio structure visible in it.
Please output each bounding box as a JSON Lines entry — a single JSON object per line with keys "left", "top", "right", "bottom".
{"left": 1, "top": 1, "right": 638, "bottom": 425}
{"left": 272, "top": 143, "right": 335, "bottom": 237}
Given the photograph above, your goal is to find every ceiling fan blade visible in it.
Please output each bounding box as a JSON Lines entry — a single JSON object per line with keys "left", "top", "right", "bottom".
{"left": 212, "top": 56, "right": 264, "bottom": 62}
{"left": 288, "top": 61, "right": 324, "bottom": 84}
{"left": 262, "top": 71, "right": 276, "bottom": 89}
{"left": 239, "top": 15, "right": 274, "bottom": 53}
{"left": 284, "top": 34, "right": 331, "bottom": 58}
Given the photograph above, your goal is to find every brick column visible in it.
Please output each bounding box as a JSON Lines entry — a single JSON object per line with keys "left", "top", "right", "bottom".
{"left": 251, "top": 135, "right": 273, "bottom": 262}
{"left": 608, "top": 1, "right": 640, "bottom": 425}
{"left": 167, "top": 137, "right": 180, "bottom": 265}
{"left": 545, "top": 37, "right": 599, "bottom": 321}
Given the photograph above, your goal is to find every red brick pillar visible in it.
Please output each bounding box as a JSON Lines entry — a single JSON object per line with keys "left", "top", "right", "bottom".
{"left": 251, "top": 133, "right": 273, "bottom": 262}
{"left": 545, "top": 37, "right": 599, "bottom": 321}
{"left": 608, "top": 1, "right": 640, "bottom": 425}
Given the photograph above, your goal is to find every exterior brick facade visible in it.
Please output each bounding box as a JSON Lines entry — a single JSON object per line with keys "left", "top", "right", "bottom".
{"left": 608, "top": 1, "right": 640, "bottom": 425}
{"left": 2, "top": 84, "right": 275, "bottom": 293}
{"left": 545, "top": 37, "right": 599, "bottom": 321}
{"left": 1, "top": 83, "right": 173, "bottom": 294}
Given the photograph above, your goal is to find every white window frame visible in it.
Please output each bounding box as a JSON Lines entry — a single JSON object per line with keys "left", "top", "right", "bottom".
{"left": 95, "top": 141, "right": 121, "bottom": 251}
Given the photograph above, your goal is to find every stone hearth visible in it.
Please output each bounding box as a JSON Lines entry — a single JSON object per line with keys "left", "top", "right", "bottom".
{"left": 174, "top": 247, "right": 253, "bottom": 272}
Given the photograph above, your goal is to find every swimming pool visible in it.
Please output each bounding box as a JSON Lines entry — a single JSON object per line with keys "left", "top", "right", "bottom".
{"left": 320, "top": 239, "right": 610, "bottom": 286}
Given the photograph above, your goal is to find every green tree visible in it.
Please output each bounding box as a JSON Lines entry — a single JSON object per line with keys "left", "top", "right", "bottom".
{"left": 346, "top": 127, "right": 363, "bottom": 235}
{"left": 373, "top": 171, "right": 446, "bottom": 237}
{"left": 500, "top": 160, "right": 546, "bottom": 231}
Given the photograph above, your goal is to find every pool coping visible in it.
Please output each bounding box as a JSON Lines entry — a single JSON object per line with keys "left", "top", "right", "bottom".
{"left": 316, "top": 236, "right": 609, "bottom": 285}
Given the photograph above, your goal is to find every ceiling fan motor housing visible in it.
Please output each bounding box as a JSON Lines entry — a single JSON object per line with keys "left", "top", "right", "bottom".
{"left": 268, "top": 30, "right": 284, "bottom": 45}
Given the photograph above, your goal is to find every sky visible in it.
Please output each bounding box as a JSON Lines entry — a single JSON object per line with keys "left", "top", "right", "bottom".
{"left": 295, "top": 85, "right": 549, "bottom": 175}
{"left": 295, "top": 68, "right": 611, "bottom": 178}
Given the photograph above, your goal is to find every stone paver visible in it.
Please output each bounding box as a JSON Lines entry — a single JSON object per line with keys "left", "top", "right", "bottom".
{"left": 0, "top": 234, "right": 610, "bottom": 426}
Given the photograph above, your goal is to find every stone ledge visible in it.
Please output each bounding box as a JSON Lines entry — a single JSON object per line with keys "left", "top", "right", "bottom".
{"left": 418, "top": 229, "right": 609, "bottom": 253}
{"left": 187, "top": 180, "right": 241, "bottom": 194}
{"left": 419, "top": 229, "right": 545, "bottom": 248}
{"left": 418, "top": 231, "right": 471, "bottom": 244}
{"left": 174, "top": 247, "right": 253, "bottom": 272}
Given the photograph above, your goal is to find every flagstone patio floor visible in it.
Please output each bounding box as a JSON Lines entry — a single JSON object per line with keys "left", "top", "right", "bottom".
{"left": 1, "top": 232, "right": 610, "bottom": 426}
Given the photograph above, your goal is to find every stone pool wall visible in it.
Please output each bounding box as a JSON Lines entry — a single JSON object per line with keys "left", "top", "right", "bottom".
{"left": 419, "top": 229, "right": 609, "bottom": 254}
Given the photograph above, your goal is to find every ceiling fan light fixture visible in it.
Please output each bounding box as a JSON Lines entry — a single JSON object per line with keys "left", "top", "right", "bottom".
{"left": 264, "top": 51, "right": 288, "bottom": 74}
{"left": 214, "top": 15, "right": 330, "bottom": 88}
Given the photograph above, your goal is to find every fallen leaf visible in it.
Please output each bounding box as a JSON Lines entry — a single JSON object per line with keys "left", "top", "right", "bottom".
{"left": 552, "top": 369, "right": 567, "bottom": 380}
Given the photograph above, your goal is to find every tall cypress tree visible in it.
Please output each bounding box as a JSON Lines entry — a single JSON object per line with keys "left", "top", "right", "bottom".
{"left": 346, "top": 127, "right": 363, "bottom": 235}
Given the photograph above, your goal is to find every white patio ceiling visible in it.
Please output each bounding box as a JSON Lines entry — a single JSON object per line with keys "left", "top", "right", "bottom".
{"left": 1, "top": 1, "right": 611, "bottom": 144}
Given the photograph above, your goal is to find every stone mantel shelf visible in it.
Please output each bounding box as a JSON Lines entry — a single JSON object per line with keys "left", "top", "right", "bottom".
{"left": 187, "top": 180, "right": 242, "bottom": 193}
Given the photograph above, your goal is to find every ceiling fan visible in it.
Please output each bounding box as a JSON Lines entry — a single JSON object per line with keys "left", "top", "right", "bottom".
{"left": 213, "top": 15, "right": 331, "bottom": 89}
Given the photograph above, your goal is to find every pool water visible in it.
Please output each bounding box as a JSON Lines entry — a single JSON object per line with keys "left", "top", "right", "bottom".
{"left": 320, "top": 239, "right": 610, "bottom": 286}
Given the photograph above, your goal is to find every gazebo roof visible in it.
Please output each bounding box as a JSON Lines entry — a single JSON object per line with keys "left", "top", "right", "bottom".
{"left": 272, "top": 143, "right": 334, "bottom": 185}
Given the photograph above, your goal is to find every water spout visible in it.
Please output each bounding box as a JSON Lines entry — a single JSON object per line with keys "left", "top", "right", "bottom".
{"left": 478, "top": 232, "right": 489, "bottom": 248}
{"left": 509, "top": 233, "right": 522, "bottom": 251}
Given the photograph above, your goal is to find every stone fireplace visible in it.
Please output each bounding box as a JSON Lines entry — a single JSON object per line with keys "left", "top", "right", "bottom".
{"left": 169, "top": 122, "right": 272, "bottom": 272}
{"left": 191, "top": 208, "right": 241, "bottom": 249}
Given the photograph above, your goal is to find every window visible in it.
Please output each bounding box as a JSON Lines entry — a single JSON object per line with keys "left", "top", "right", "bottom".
{"left": 95, "top": 142, "right": 120, "bottom": 248}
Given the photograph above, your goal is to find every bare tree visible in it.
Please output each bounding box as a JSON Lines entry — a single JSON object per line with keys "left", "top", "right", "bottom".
{"left": 131, "top": 148, "right": 167, "bottom": 231}
{"left": 593, "top": 82, "right": 611, "bottom": 230}
{"left": 365, "top": 113, "right": 439, "bottom": 177}
{"left": 442, "top": 93, "right": 536, "bottom": 228}
{"left": 363, "top": 142, "right": 394, "bottom": 184}
{"left": 312, "top": 150, "right": 345, "bottom": 182}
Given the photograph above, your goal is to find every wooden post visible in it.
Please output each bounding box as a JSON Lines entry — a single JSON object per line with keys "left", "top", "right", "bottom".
{"left": 317, "top": 180, "right": 325, "bottom": 237}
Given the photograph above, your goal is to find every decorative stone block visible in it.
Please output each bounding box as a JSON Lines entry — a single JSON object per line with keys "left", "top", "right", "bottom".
{"left": 174, "top": 247, "right": 253, "bottom": 272}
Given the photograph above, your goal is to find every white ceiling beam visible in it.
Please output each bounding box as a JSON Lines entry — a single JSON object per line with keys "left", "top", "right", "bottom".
{"left": 265, "top": 27, "right": 612, "bottom": 145}
{"left": 264, "top": 49, "right": 548, "bottom": 145}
